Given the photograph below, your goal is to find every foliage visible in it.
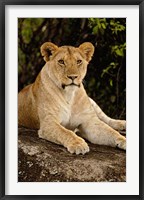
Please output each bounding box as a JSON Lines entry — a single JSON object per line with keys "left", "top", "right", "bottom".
{"left": 18, "top": 18, "right": 126, "bottom": 119}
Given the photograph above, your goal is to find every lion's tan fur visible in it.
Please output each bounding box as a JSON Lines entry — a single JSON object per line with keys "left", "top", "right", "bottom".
{"left": 18, "top": 42, "right": 126, "bottom": 154}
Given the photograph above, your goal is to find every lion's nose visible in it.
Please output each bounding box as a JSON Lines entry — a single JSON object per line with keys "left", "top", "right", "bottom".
{"left": 67, "top": 75, "right": 78, "bottom": 80}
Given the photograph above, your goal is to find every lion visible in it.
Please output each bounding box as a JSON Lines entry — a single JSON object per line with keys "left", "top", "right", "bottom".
{"left": 18, "top": 42, "right": 126, "bottom": 155}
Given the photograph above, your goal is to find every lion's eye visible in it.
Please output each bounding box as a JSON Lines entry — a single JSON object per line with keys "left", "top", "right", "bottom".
{"left": 58, "top": 59, "right": 65, "bottom": 65}
{"left": 77, "top": 60, "right": 82, "bottom": 65}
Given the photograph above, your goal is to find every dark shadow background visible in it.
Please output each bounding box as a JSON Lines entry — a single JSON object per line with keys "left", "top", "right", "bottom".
{"left": 18, "top": 18, "right": 126, "bottom": 119}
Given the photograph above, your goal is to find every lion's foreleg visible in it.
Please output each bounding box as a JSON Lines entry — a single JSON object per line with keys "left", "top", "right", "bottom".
{"left": 38, "top": 120, "right": 89, "bottom": 155}
{"left": 79, "top": 118, "right": 126, "bottom": 150}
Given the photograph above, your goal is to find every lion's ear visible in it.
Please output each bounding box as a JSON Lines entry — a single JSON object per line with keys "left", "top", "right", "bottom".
{"left": 79, "top": 42, "right": 94, "bottom": 62}
{"left": 40, "top": 42, "right": 58, "bottom": 62}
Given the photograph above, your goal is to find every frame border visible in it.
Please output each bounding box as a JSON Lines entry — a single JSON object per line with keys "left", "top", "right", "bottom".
{"left": 0, "top": 0, "right": 143, "bottom": 5}
{"left": 139, "top": 0, "right": 144, "bottom": 199}
{"left": 0, "top": 0, "right": 143, "bottom": 199}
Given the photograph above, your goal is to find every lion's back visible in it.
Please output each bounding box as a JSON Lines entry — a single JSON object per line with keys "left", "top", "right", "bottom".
{"left": 18, "top": 84, "right": 40, "bottom": 129}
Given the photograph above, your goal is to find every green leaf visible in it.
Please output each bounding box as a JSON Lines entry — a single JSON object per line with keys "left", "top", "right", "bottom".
{"left": 110, "top": 79, "right": 113, "bottom": 87}
{"left": 101, "top": 23, "right": 106, "bottom": 29}
{"left": 115, "top": 49, "right": 124, "bottom": 57}
{"left": 92, "top": 26, "right": 99, "bottom": 35}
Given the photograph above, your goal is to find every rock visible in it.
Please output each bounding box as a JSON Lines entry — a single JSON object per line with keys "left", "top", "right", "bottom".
{"left": 18, "top": 127, "right": 126, "bottom": 182}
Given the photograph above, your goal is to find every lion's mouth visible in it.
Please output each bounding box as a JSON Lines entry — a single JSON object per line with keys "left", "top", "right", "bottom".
{"left": 62, "top": 83, "right": 80, "bottom": 89}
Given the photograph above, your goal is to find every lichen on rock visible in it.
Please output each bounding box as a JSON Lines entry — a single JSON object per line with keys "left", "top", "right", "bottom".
{"left": 18, "top": 127, "right": 126, "bottom": 182}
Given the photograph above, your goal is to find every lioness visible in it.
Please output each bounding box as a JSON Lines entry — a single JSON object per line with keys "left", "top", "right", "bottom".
{"left": 18, "top": 42, "right": 126, "bottom": 155}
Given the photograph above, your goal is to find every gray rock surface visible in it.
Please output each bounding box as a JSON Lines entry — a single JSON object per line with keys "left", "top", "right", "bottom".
{"left": 18, "top": 127, "right": 126, "bottom": 182}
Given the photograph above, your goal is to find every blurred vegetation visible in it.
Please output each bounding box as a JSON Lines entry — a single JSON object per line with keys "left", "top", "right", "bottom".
{"left": 18, "top": 18, "right": 126, "bottom": 119}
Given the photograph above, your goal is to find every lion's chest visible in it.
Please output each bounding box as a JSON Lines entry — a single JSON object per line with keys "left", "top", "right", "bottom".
{"left": 59, "top": 86, "right": 81, "bottom": 130}
{"left": 60, "top": 106, "right": 72, "bottom": 128}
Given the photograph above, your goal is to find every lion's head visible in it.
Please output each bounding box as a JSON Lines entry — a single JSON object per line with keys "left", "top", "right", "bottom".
{"left": 40, "top": 42, "right": 94, "bottom": 89}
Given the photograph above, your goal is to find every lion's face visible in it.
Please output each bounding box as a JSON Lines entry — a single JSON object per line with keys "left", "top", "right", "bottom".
{"left": 40, "top": 42, "right": 94, "bottom": 89}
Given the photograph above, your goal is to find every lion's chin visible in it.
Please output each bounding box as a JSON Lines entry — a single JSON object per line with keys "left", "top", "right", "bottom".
{"left": 62, "top": 83, "right": 80, "bottom": 89}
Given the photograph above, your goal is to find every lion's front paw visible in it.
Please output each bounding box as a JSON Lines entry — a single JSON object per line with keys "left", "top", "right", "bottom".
{"left": 67, "top": 138, "right": 89, "bottom": 155}
{"left": 116, "top": 136, "right": 126, "bottom": 150}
